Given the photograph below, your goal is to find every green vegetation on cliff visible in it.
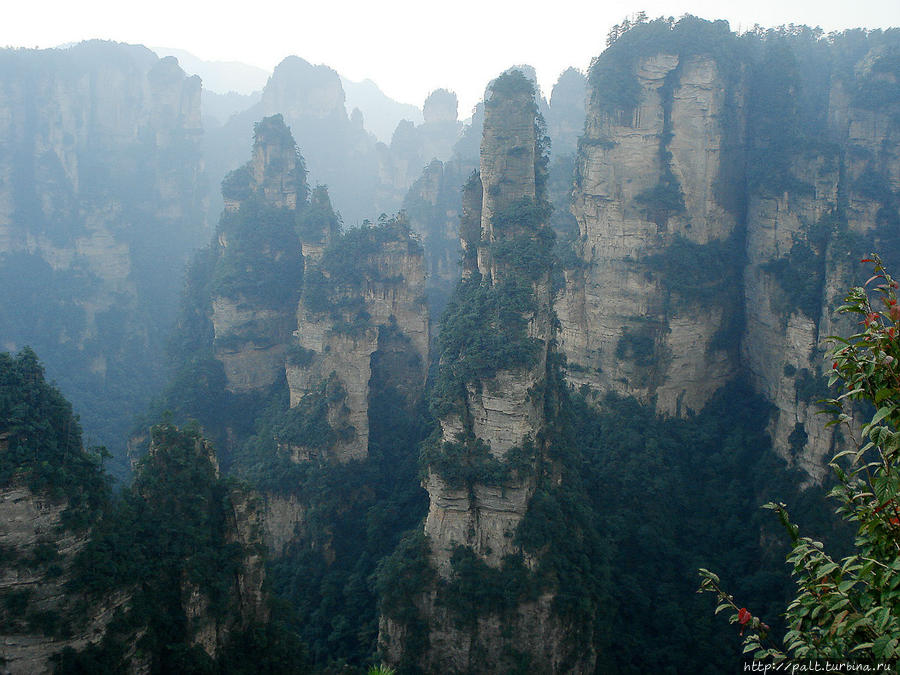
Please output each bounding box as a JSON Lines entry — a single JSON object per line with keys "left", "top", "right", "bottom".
{"left": 230, "top": 358, "right": 430, "bottom": 671}
{"left": 210, "top": 197, "right": 305, "bottom": 308}
{"left": 145, "top": 117, "right": 344, "bottom": 466}
{"left": 301, "top": 213, "right": 420, "bottom": 327}
{"left": 701, "top": 257, "right": 900, "bottom": 661}
{"left": 589, "top": 16, "right": 740, "bottom": 117}
{"left": 0, "top": 348, "right": 304, "bottom": 672}
{"left": 0, "top": 348, "right": 109, "bottom": 529}
{"left": 385, "top": 353, "right": 848, "bottom": 673}
{"left": 61, "top": 422, "right": 307, "bottom": 674}
{"left": 428, "top": 271, "right": 540, "bottom": 419}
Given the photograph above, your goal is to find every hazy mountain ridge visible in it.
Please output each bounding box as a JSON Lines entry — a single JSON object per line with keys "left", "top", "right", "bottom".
{"left": 151, "top": 46, "right": 270, "bottom": 94}
{"left": 341, "top": 76, "right": 423, "bottom": 143}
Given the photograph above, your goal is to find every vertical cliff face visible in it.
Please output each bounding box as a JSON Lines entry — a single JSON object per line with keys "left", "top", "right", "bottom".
{"left": 0, "top": 348, "right": 113, "bottom": 673}
{"left": 0, "top": 42, "right": 206, "bottom": 469}
{"left": 560, "top": 47, "right": 742, "bottom": 415}
{"left": 742, "top": 43, "right": 900, "bottom": 479}
{"left": 559, "top": 19, "right": 900, "bottom": 479}
{"left": 0, "top": 484, "right": 128, "bottom": 674}
{"left": 742, "top": 154, "right": 841, "bottom": 481}
{"left": 166, "top": 110, "right": 429, "bottom": 489}
{"left": 285, "top": 218, "right": 429, "bottom": 463}
{"left": 138, "top": 427, "right": 270, "bottom": 661}
{"left": 380, "top": 70, "right": 594, "bottom": 673}
{"left": 426, "top": 72, "right": 549, "bottom": 572}
{"left": 0, "top": 351, "right": 274, "bottom": 672}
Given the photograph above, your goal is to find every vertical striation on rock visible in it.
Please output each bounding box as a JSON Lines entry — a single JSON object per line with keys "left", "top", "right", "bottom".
{"left": 556, "top": 18, "right": 900, "bottom": 480}
{"left": 286, "top": 216, "right": 429, "bottom": 463}
{"left": 559, "top": 43, "right": 743, "bottom": 416}
{"left": 0, "top": 484, "right": 128, "bottom": 675}
{"left": 426, "top": 70, "right": 551, "bottom": 569}
{"left": 380, "top": 69, "right": 595, "bottom": 673}
{"left": 210, "top": 114, "right": 306, "bottom": 395}
{"left": 742, "top": 41, "right": 900, "bottom": 479}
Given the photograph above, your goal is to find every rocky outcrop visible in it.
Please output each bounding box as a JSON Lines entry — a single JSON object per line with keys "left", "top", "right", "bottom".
{"left": 206, "top": 56, "right": 379, "bottom": 227}
{"left": 742, "top": 154, "right": 841, "bottom": 481}
{"left": 559, "top": 51, "right": 742, "bottom": 415}
{"left": 183, "top": 484, "right": 269, "bottom": 659}
{"left": 211, "top": 114, "right": 306, "bottom": 394}
{"left": 743, "top": 48, "right": 900, "bottom": 479}
{"left": 211, "top": 297, "right": 294, "bottom": 394}
{"left": 0, "top": 484, "right": 131, "bottom": 674}
{"left": 423, "top": 73, "right": 550, "bottom": 573}
{"left": 381, "top": 69, "right": 595, "bottom": 672}
{"left": 258, "top": 57, "right": 346, "bottom": 122}
{"left": 380, "top": 590, "right": 577, "bottom": 674}
{"left": 138, "top": 424, "right": 270, "bottom": 663}
{"left": 422, "top": 473, "right": 532, "bottom": 575}
{"left": 477, "top": 84, "right": 539, "bottom": 262}
{"left": 262, "top": 494, "right": 306, "bottom": 557}
{"left": 559, "top": 22, "right": 900, "bottom": 479}
{"left": 375, "top": 90, "right": 464, "bottom": 216}
{"left": 286, "top": 220, "right": 429, "bottom": 463}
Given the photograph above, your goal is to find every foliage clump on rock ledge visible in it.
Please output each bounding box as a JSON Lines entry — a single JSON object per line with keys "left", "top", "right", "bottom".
{"left": 60, "top": 421, "right": 308, "bottom": 673}
{"left": 300, "top": 213, "right": 420, "bottom": 324}
{"left": 429, "top": 270, "right": 542, "bottom": 418}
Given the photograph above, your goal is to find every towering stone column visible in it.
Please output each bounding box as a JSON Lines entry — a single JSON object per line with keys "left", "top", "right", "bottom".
{"left": 380, "top": 69, "right": 595, "bottom": 673}
{"left": 211, "top": 115, "right": 306, "bottom": 394}
{"left": 557, "top": 52, "right": 744, "bottom": 416}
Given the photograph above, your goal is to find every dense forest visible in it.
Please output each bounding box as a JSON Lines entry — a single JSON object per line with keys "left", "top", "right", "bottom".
{"left": 1, "top": 14, "right": 899, "bottom": 674}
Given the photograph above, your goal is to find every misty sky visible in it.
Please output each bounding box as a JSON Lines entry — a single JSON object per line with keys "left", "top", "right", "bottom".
{"left": 5, "top": 0, "right": 900, "bottom": 114}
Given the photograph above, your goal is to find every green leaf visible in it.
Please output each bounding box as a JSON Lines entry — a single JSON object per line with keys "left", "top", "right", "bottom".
{"left": 838, "top": 388, "right": 865, "bottom": 401}
{"left": 871, "top": 407, "right": 893, "bottom": 426}
{"left": 830, "top": 609, "right": 849, "bottom": 634}
{"left": 817, "top": 562, "right": 839, "bottom": 578}
{"left": 830, "top": 598, "right": 850, "bottom": 612}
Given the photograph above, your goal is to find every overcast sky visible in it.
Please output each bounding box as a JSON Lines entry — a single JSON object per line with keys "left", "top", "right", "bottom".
{"left": 4, "top": 0, "right": 899, "bottom": 114}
